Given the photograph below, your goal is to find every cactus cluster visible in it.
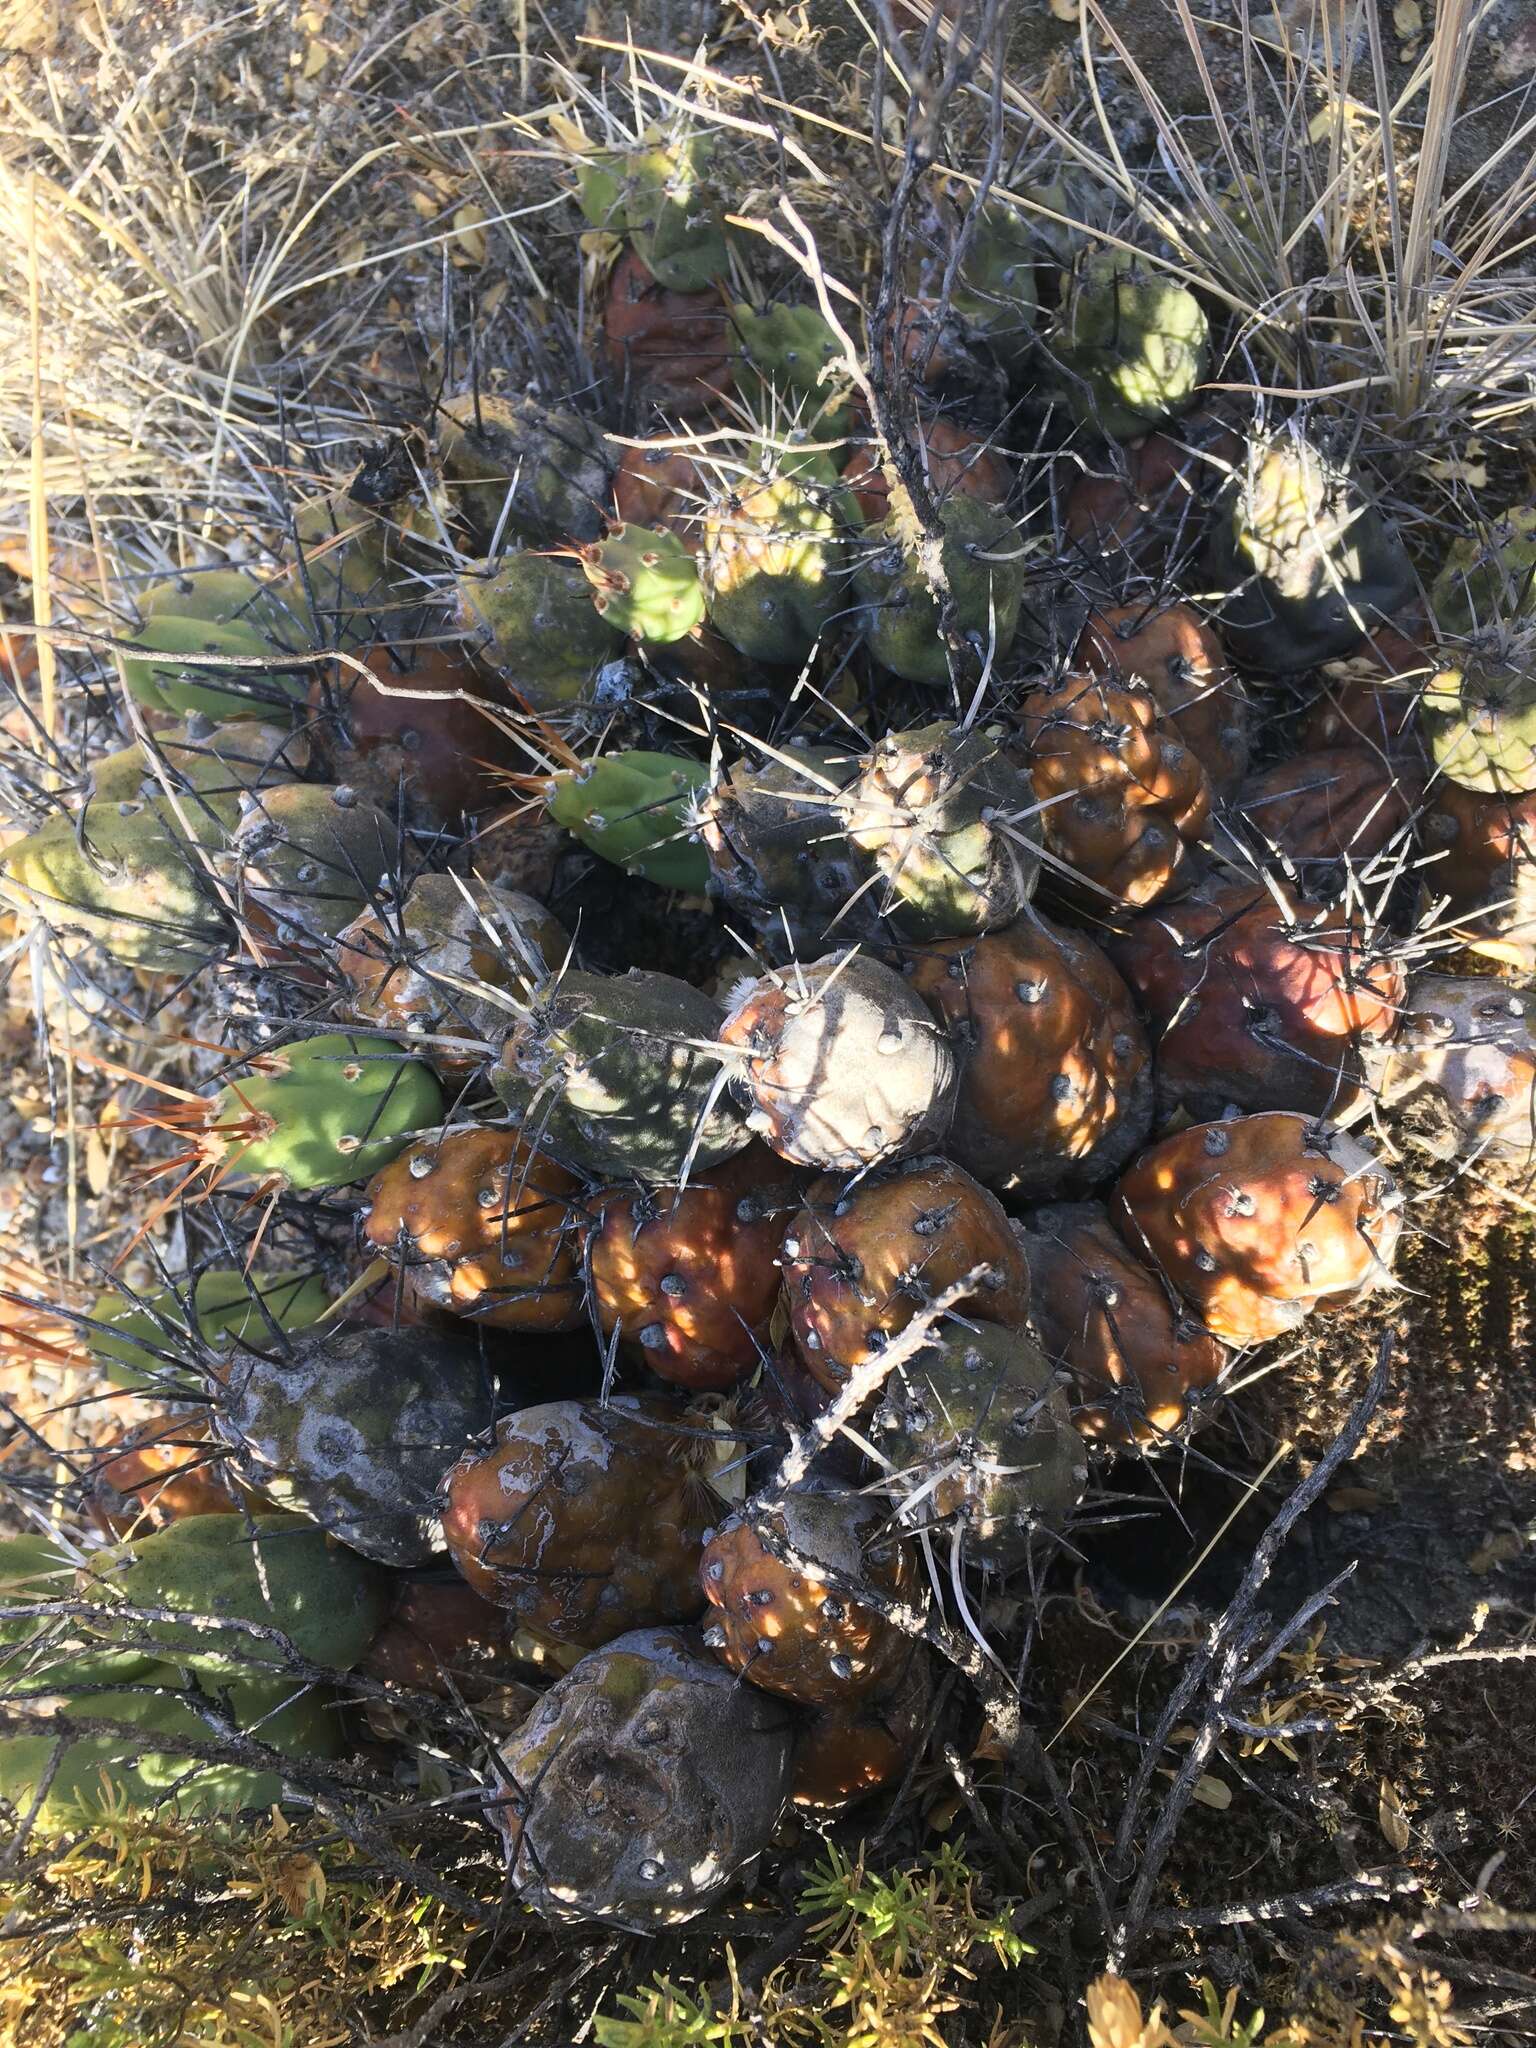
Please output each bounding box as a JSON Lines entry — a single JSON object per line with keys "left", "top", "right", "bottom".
{"left": 10, "top": 117, "right": 1514, "bottom": 1950}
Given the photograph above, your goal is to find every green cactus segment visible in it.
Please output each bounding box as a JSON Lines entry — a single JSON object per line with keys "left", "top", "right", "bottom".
{"left": 290, "top": 479, "right": 440, "bottom": 648}
{"left": 1206, "top": 433, "right": 1415, "bottom": 672}
{"left": 576, "top": 132, "right": 726, "bottom": 291}
{"left": 122, "top": 574, "right": 316, "bottom": 720}
{"left": 579, "top": 524, "right": 706, "bottom": 643}
{"left": 493, "top": 967, "right": 748, "bottom": 1181}
{"left": 1053, "top": 250, "right": 1208, "bottom": 439}
{"left": 0, "top": 1669, "right": 345, "bottom": 1835}
{"left": 206, "top": 1033, "right": 444, "bottom": 1191}
{"left": 951, "top": 204, "right": 1038, "bottom": 370}
{"left": 855, "top": 496, "right": 1025, "bottom": 685}
{"left": 457, "top": 553, "right": 625, "bottom": 711}
{"left": 870, "top": 1323, "right": 1086, "bottom": 1569}
{"left": 217, "top": 1328, "right": 491, "bottom": 1566}
{"left": 1423, "top": 648, "right": 1536, "bottom": 796}
{"left": 80, "top": 1513, "right": 392, "bottom": 1680}
{"left": 1432, "top": 506, "right": 1536, "bottom": 638}
{"left": 437, "top": 393, "right": 612, "bottom": 551}
{"left": 228, "top": 785, "right": 397, "bottom": 946}
{"left": 842, "top": 722, "right": 1039, "bottom": 938}
{"left": 0, "top": 792, "right": 231, "bottom": 973}
{"left": 0, "top": 1534, "right": 161, "bottom": 1694}
{"left": 701, "top": 478, "right": 848, "bottom": 665}
{"left": 732, "top": 302, "right": 853, "bottom": 436}
{"left": 88, "top": 1268, "right": 331, "bottom": 1393}
{"left": 547, "top": 752, "right": 711, "bottom": 892}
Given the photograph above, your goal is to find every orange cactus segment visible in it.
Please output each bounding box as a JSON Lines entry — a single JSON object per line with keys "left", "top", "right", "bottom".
{"left": 1077, "top": 601, "right": 1249, "bottom": 792}
{"left": 1112, "top": 1112, "right": 1403, "bottom": 1346}
{"left": 360, "top": 1124, "right": 586, "bottom": 1333}
{"left": 1017, "top": 673, "right": 1211, "bottom": 907}
{"left": 699, "top": 1487, "right": 922, "bottom": 1707}
{"left": 589, "top": 1145, "right": 798, "bottom": 1391}
{"left": 783, "top": 1154, "right": 1030, "bottom": 1390}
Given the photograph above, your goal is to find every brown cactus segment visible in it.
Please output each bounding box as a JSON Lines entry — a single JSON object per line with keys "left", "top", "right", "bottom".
{"left": 603, "top": 248, "right": 733, "bottom": 415}
{"left": 901, "top": 915, "right": 1153, "bottom": 1196}
{"left": 1223, "top": 746, "right": 1419, "bottom": 869}
{"left": 311, "top": 643, "right": 522, "bottom": 824}
{"left": 719, "top": 953, "right": 958, "bottom": 1171}
{"left": 1380, "top": 974, "right": 1536, "bottom": 1164}
{"left": 1062, "top": 411, "right": 1242, "bottom": 572}
{"left": 1017, "top": 673, "right": 1211, "bottom": 907}
{"left": 699, "top": 1486, "right": 922, "bottom": 1707}
{"left": 1112, "top": 1112, "right": 1403, "bottom": 1346}
{"left": 441, "top": 1394, "right": 723, "bottom": 1649}
{"left": 1108, "top": 880, "right": 1405, "bottom": 1124}
{"left": 491, "top": 1625, "right": 793, "bottom": 1931}
{"left": 361, "top": 1578, "right": 520, "bottom": 1701}
{"left": 588, "top": 1145, "right": 800, "bottom": 1391}
{"left": 783, "top": 1155, "right": 1031, "bottom": 1391}
{"left": 360, "top": 1125, "right": 586, "bottom": 1333}
{"left": 1076, "top": 602, "right": 1250, "bottom": 792}
{"left": 84, "top": 1415, "right": 249, "bottom": 1536}
{"left": 842, "top": 418, "right": 1011, "bottom": 524}
{"left": 790, "top": 1652, "right": 932, "bottom": 1811}
{"left": 1421, "top": 779, "right": 1536, "bottom": 963}
{"left": 1301, "top": 623, "right": 1431, "bottom": 753}
{"left": 1022, "top": 1201, "right": 1226, "bottom": 1443}
{"left": 612, "top": 439, "right": 711, "bottom": 549}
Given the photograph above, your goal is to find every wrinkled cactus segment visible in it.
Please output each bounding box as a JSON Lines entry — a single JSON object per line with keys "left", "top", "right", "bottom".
{"left": 436, "top": 392, "right": 612, "bottom": 550}
{"left": 1206, "top": 430, "right": 1414, "bottom": 671}
{"left": 1422, "top": 644, "right": 1536, "bottom": 796}
{"left": 871, "top": 1323, "right": 1087, "bottom": 1568}
{"left": 720, "top": 953, "right": 958, "bottom": 1171}
{"left": 1052, "top": 249, "right": 1209, "bottom": 438}
{"left": 578, "top": 523, "right": 707, "bottom": 643}
{"left": 456, "top": 552, "right": 624, "bottom": 711}
{"left": 840, "top": 722, "right": 1038, "bottom": 939}
{"left": 701, "top": 477, "right": 850, "bottom": 666}
{"left": 856, "top": 495, "right": 1026, "bottom": 685}
{"left": 120, "top": 573, "right": 315, "bottom": 720}
{"left": 79, "top": 1512, "right": 393, "bottom": 1679}
{"left": 576, "top": 131, "right": 727, "bottom": 292}
{"left": 546, "top": 751, "right": 711, "bottom": 892}
{"left": 1431, "top": 505, "right": 1536, "bottom": 638}
{"left": 214, "top": 1327, "right": 492, "bottom": 1565}
{"left": 202, "top": 1033, "right": 444, "bottom": 1191}
{"left": 491, "top": 1626, "right": 792, "bottom": 1930}
{"left": 697, "top": 744, "right": 868, "bottom": 950}
{"left": 493, "top": 967, "right": 747, "bottom": 1181}
{"left": 0, "top": 1670, "right": 344, "bottom": 1836}
{"left": 88, "top": 1266, "right": 330, "bottom": 1392}
{"left": 1380, "top": 974, "right": 1536, "bottom": 1165}
{"left": 0, "top": 788, "right": 232, "bottom": 972}
{"left": 442, "top": 1396, "right": 726, "bottom": 1649}
{"left": 1113, "top": 1112, "right": 1403, "bottom": 1346}
{"left": 336, "top": 872, "right": 564, "bottom": 1073}
{"left": 731, "top": 301, "right": 853, "bottom": 435}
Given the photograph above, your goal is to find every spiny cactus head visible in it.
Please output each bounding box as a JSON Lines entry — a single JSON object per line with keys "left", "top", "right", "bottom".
{"left": 456, "top": 553, "right": 624, "bottom": 711}
{"left": 1422, "top": 637, "right": 1536, "bottom": 796}
{"left": 731, "top": 301, "right": 854, "bottom": 436}
{"left": 1056, "top": 247, "right": 1209, "bottom": 438}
